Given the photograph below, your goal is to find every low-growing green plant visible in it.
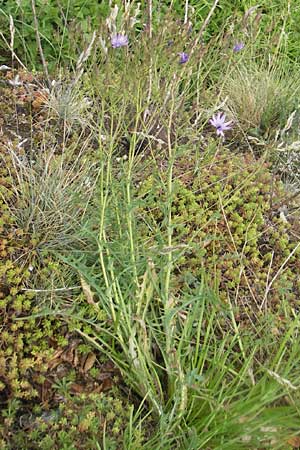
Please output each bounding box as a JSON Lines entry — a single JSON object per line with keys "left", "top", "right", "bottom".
{"left": 137, "top": 147, "right": 300, "bottom": 311}
{"left": 0, "top": 157, "right": 77, "bottom": 405}
{"left": 1, "top": 390, "right": 144, "bottom": 450}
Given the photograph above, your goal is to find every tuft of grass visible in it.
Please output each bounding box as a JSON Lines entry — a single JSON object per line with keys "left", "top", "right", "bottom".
{"left": 2, "top": 140, "right": 98, "bottom": 256}
{"left": 223, "top": 64, "right": 300, "bottom": 139}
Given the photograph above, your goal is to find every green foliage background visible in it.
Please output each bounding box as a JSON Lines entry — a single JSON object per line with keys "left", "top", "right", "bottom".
{"left": 0, "top": 0, "right": 110, "bottom": 70}
{"left": 1, "top": 0, "right": 300, "bottom": 71}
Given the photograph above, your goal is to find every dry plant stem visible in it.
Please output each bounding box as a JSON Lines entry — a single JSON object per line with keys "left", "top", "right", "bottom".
{"left": 262, "top": 250, "right": 274, "bottom": 308}
{"left": 22, "top": 286, "right": 80, "bottom": 292}
{"left": 145, "top": 0, "right": 153, "bottom": 115}
{"left": 191, "top": 0, "right": 219, "bottom": 53}
{"left": 31, "top": 0, "right": 51, "bottom": 88}
{"left": 260, "top": 240, "right": 300, "bottom": 310}
{"left": 0, "top": 31, "right": 27, "bottom": 70}
{"left": 164, "top": 85, "right": 178, "bottom": 393}
{"left": 9, "top": 15, "right": 15, "bottom": 64}
{"left": 73, "top": 31, "right": 97, "bottom": 87}
{"left": 184, "top": 0, "right": 189, "bottom": 25}
{"left": 228, "top": 300, "right": 246, "bottom": 359}
{"left": 147, "top": 0, "right": 153, "bottom": 39}
{"left": 242, "top": 271, "right": 260, "bottom": 308}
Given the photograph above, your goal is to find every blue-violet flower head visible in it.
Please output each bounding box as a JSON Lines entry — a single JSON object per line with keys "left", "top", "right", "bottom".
{"left": 233, "top": 42, "right": 245, "bottom": 52}
{"left": 210, "top": 112, "right": 233, "bottom": 138}
{"left": 179, "top": 52, "right": 189, "bottom": 64}
{"left": 111, "top": 34, "right": 129, "bottom": 48}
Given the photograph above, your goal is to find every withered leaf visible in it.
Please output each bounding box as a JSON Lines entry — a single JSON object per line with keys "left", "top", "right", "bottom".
{"left": 32, "top": 91, "right": 48, "bottom": 110}
{"left": 81, "top": 352, "right": 97, "bottom": 373}
{"left": 97, "top": 372, "right": 113, "bottom": 381}
{"left": 101, "top": 378, "right": 113, "bottom": 391}
{"left": 48, "top": 348, "right": 64, "bottom": 370}
{"left": 287, "top": 436, "right": 300, "bottom": 448}
{"left": 61, "top": 347, "right": 78, "bottom": 366}
{"left": 93, "top": 378, "right": 113, "bottom": 393}
{"left": 70, "top": 383, "right": 85, "bottom": 394}
{"left": 80, "top": 277, "right": 100, "bottom": 310}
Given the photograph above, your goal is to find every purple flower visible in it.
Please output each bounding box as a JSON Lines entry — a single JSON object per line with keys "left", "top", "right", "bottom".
{"left": 209, "top": 112, "right": 233, "bottom": 138}
{"left": 233, "top": 42, "right": 245, "bottom": 52}
{"left": 111, "top": 34, "right": 129, "bottom": 48}
{"left": 179, "top": 52, "right": 189, "bottom": 64}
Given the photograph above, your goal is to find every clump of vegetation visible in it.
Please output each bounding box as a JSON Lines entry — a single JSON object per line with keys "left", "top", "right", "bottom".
{"left": 0, "top": 148, "right": 43, "bottom": 402}
{"left": 138, "top": 147, "right": 300, "bottom": 312}
{"left": 222, "top": 64, "right": 300, "bottom": 139}
{"left": 0, "top": 69, "right": 136, "bottom": 450}
{"left": 0, "top": 155, "right": 135, "bottom": 449}
{"left": 1, "top": 0, "right": 300, "bottom": 448}
{"left": 0, "top": 150, "right": 76, "bottom": 405}
{"left": 1, "top": 390, "right": 144, "bottom": 450}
